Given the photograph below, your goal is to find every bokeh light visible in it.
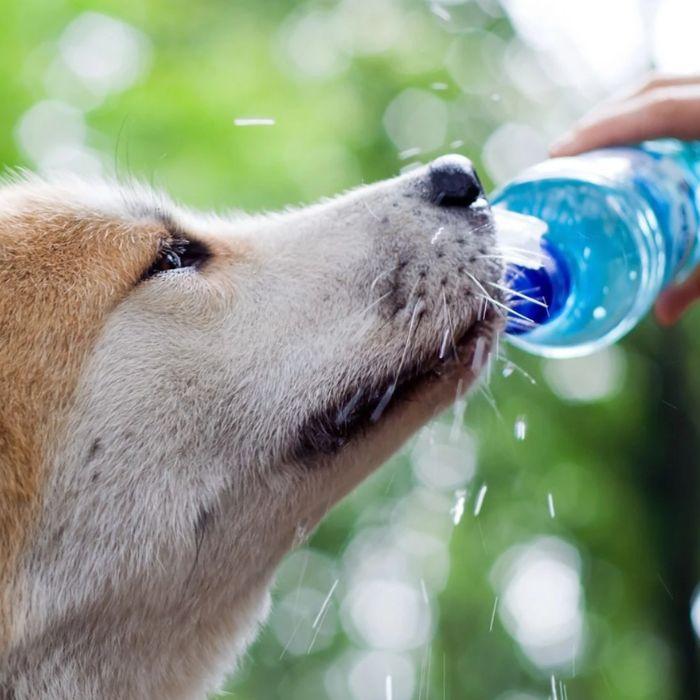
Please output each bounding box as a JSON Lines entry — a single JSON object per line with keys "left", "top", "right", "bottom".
{"left": 542, "top": 346, "right": 626, "bottom": 403}
{"left": 501, "top": 0, "right": 648, "bottom": 91}
{"left": 652, "top": 0, "right": 700, "bottom": 74}
{"left": 3, "top": 0, "right": 699, "bottom": 697}
{"left": 492, "top": 537, "right": 585, "bottom": 669}
{"left": 58, "top": 12, "right": 151, "bottom": 99}
{"left": 383, "top": 88, "right": 448, "bottom": 154}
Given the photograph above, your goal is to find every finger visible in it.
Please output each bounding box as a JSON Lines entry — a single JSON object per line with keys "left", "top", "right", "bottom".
{"left": 627, "top": 73, "right": 700, "bottom": 99}
{"left": 550, "top": 88, "right": 700, "bottom": 157}
{"left": 654, "top": 269, "right": 700, "bottom": 325}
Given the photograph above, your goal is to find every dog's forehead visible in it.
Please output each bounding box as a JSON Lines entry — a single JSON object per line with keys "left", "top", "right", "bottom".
{"left": 0, "top": 172, "right": 174, "bottom": 222}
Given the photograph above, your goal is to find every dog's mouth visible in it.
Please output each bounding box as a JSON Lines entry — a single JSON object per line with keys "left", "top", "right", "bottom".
{"left": 290, "top": 314, "right": 500, "bottom": 464}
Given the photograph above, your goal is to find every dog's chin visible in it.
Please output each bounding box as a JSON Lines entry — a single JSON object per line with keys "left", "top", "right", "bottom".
{"left": 290, "top": 313, "right": 502, "bottom": 466}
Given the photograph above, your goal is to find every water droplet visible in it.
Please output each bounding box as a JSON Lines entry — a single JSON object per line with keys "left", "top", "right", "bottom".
{"left": 629, "top": 270, "right": 638, "bottom": 281}
{"left": 294, "top": 520, "right": 310, "bottom": 546}
{"left": 593, "top": 306, "right": 606, "bottom": 320}
{"left": 450, "top": 489, "right": 467, "bottom": 525}
{"left": 548, "top": 492, "right": 556, "bottom": 518}
{"left": 471, "top": 336, "right": 488, "bottom": 370}
{"left": 583, "top": 246, "right": 591, "bottom": 259}
{"left": 430, "top": 3, "right": 451, "bottom": 21}
{"left": 514, "top": 415, "right": 527, "bottom": 440}
{"left": 431, "top": 225, "right": 445, "bottom": 245}
{"left": 399, "top": 146, "right": 422, "bottom": 161}
{"left": 234, "top": 117, "right": 275, "bottom": 126}
{"left": 502, "top": 362, "right": 515, "bottom": 378}
{"left": 474, "top": 484, "right": 488, "bottom": 516}
{"left": 489, "top": 596, "right": 498, "bottom": 632}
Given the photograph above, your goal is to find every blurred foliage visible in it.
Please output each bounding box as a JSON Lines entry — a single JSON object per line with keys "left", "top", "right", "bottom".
{"left": 2, "top": 1, "right": 700, "bottom": 699}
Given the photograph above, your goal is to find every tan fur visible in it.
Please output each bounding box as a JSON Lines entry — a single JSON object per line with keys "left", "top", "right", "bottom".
{"left": 0, "top": 196, "right": 161, "bottom": 640}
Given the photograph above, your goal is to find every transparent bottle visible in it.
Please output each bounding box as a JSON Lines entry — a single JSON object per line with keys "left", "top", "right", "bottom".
{"left": 493, "top": 139, "right": 700, "bottom": 358}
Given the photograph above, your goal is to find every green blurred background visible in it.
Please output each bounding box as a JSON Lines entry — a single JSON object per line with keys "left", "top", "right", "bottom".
{"left": 3, "top": 0, "right": 700, "bottom": 698}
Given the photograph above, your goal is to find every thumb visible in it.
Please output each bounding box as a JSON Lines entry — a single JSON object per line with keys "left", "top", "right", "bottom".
{"left": 655, "top": 268, "right": 700, "bottom": 325}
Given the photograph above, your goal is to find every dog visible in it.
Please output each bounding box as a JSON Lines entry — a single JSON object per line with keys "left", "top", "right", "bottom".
{"left": 0, "top": 154, "right": 503, "bottom": 698}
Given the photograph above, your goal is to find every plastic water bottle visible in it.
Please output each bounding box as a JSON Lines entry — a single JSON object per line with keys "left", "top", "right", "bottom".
{"left": 492, "top": 139, "right": 700, "bottom": 358}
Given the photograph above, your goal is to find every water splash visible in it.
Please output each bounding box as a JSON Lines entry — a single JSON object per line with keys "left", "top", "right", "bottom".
{"left": 431, "top": 226, "right": 445, "bottom": 245}
{"left": 474, "top": 484, "right": 488, "bottom": 516}
{"left": 429, "top": 3, "right": 451, "bottom": 21}
{"left": 489, "top": 596, "right": 498, "bottom": 632}
{"left": 234, "top": 117, "right": 275, "bottom": 126}
{"left": 399, "top": 147, "right": 422, "bottom": 160}
{"left": 307, "top": 578, "right": 339, "bottom": 653}
{"left": 471, "top": 336, "right": 488, "bottom": 371}
{"left": 550, "top": 674, "right": 558, "bottom": 700}
{"left": 450, "top": 489, "right": 467, "bottom": 525}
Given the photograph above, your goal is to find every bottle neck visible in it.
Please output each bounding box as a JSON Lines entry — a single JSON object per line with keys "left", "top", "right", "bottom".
{"left": 505, "top": 241, "right": 571, "bottom": 336}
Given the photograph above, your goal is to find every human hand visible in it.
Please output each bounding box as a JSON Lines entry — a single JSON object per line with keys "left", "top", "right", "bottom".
{"left": 550, "top": 74, "right": 700, "bottom": 325}
{"left": 550, "top": 74, "right": 700, "bottom": 157}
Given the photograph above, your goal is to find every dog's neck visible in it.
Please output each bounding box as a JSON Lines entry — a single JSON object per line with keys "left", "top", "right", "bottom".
{"left": 2, "top": 458, "right": 314, "bottom": 699}
{"left": 4, "top": 578, "right": 273, "bottom": 699}
{"left": 4, "top": 520, "right": 293, "bottom": 698}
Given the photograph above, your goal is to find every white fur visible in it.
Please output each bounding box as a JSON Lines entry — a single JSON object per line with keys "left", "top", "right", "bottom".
{"left": 3, "top": 163, "right": 503, "bottom": 698}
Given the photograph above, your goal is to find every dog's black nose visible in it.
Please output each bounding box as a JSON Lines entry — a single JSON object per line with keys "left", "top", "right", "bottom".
{"left": 428, "top": 155, "right": 483, "bottom": 207}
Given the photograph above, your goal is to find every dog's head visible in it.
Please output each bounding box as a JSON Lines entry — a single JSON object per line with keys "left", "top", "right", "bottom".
{"left": 0, "top": 156, "right": 502, "bottom": 694}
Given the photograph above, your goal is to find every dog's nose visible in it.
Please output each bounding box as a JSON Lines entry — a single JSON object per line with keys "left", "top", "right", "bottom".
{"left": 428, "top": 154, "right": 483, "bottom": 207}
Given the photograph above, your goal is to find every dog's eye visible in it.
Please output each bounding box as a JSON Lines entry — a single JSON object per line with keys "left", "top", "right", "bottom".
{"left": 146, "top": 238, "right": 210, "bottom": 278}
{"left": 153, "top": 249, "right": 183, "bottom": 273}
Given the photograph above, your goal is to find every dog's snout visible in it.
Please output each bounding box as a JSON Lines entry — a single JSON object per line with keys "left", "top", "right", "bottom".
{"left": 428, "top": 154, "right": 483, "bottom": 208}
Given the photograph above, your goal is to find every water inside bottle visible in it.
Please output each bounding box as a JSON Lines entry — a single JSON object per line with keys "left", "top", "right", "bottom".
{"left": 495, "top": 179, "right": 657, "bottom": 356}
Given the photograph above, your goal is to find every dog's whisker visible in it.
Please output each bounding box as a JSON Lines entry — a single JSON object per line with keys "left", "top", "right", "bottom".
{"left": 438, "top": 327, "right": 451, "bottom": 360}
{"left": 479, "top": 383, "right": 503, "bottom": 422}
{"left": 498, "top": 244, "right": 546, "bottom": 256}
{"left": 371, "top": 299, "right": 424, "bottom": 423}
{"left": 449, "top": 378, "right": 468, "bottom": 441}
{"left": 370, "top": 383, "right": 396, "bottom": 425}
{"left": 335, "top": 387, "right": 365, "bottom": 426}
{"left": 487, "top": 281, "right": 548, "bottom": 308}
{"left": 500, "top": 357, "right": 537, "bottom": 385}
{"left": 470, "top": 335, "right": 488, "bottom": 372}
{"left": 370, "top": 265, "right": 399, "bottom": 293}
{"left": 464, "top": 270, "right": 497, "bottom": 303}
{"left": 359, "top": 290, "right": 393, "bottom": 317}
{"left": 363, "top": 200, "right": 381, "bottom": 221}
{"left": 477, "top": 297, "right": 487, "bottom": 321}
{"left": 441, "top": 289, "right": 460, "bottom": 362}
{"left": 497, "top": 311, "right": 536, "bottom": 329}
{"left": 474, "top": 292, "right": 534, "bottom": 326}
